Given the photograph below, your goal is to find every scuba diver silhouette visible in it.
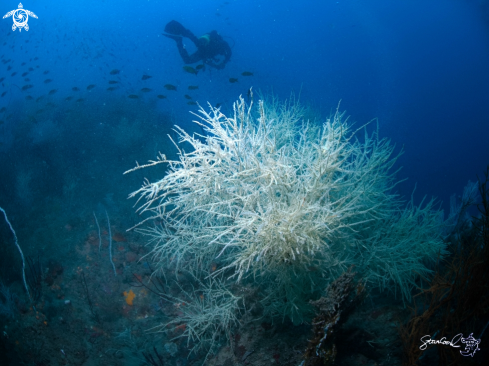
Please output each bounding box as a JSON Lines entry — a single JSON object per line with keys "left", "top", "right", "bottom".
{"left": 163, "top": 20, "right": 232, "bottom": 70}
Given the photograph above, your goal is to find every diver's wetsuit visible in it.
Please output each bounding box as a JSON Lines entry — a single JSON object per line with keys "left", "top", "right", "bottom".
{"left": 164, "top": 20, "right": 232, "bottom": 70}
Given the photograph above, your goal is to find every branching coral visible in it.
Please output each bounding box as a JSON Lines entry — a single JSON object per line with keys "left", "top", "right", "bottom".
{"left": 127, "top": 95, "right": 445, "bottom": 323}
{"left": 149, "top": 275, "right": 242, "bottom": 360}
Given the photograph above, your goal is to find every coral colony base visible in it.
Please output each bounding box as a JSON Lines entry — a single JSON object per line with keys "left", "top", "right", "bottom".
{"left": 126, "top": 95, "right": 447, "bottom": 357}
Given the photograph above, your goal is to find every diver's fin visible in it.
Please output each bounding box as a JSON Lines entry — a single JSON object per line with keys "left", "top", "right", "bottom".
{"left": 164, "top": 20, "right": 187, "bottom": 36}
{"left": 163, "top": 34, "right": 182, "bottom": 42}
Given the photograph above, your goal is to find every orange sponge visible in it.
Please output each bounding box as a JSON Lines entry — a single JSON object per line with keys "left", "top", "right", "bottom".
{"left": 123, "top": 289, "right": 136, "bottom": 306}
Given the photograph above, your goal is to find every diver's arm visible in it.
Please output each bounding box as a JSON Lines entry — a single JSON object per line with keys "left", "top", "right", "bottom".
{"left": 206, "top": 42, "right": 232, "bottom": 70}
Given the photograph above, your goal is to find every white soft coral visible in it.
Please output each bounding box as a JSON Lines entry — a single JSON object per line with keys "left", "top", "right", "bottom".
{"left": 128, "top": 95, "right": 446, "bottom": 320}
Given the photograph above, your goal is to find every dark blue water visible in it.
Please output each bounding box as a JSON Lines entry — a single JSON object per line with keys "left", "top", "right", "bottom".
{"left": 1, "top": 0, "right": 487, "bottom": 210}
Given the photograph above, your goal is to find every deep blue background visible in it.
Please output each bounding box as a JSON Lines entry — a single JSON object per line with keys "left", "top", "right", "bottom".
{"left": 1, "top": 0, "right": 488, "bottom": 211}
